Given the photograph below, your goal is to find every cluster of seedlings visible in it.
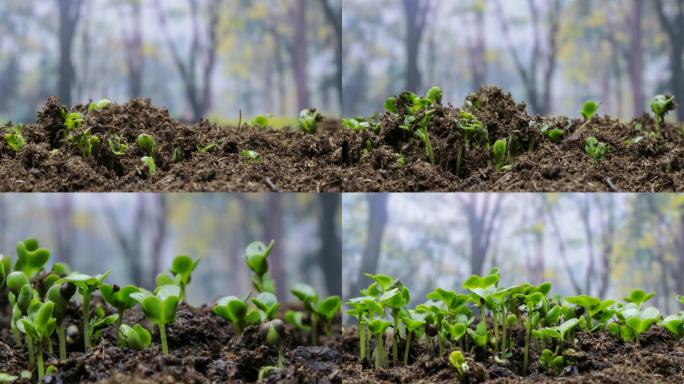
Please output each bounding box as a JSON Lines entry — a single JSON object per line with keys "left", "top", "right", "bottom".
{"left": 0, "top": 238, "right": 340, "bottom": 382}
{"left": 2, "top": 98, "right": 326, "bottom": 179}
{"left": 342, "top": 87, "right": 679, "bottom": 175}
{"left": 346, "top": 268, "right": 684, "bottom": 381}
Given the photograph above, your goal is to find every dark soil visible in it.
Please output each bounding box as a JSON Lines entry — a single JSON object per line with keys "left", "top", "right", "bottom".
{"left": 2, "top": 89, "right": 682, "bottom": 192}
{"left": 339, "top": 325, "right": 684, "bottom": 384}
{"left": 0, "top": 295, "right": 342, "bottom": 383}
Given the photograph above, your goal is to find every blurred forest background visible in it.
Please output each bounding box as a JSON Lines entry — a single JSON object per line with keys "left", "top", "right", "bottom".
{"left": 343, "top": 193, "right": 684, "bottom": 314}
{"left": 0, "top": 0, "right": 341, "bottom": 124}
{"left": 0, "top": 193, "right": 341, "bottom": 305}
{"left": 343, "top": 0, "right": 684, "bottom": 121}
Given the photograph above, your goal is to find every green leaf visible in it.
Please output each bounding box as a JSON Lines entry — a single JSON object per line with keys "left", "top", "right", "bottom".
{"left": 291, "top": 283, "right": 318, "bottom": 304}
{"left": 580, "top": 100, "right": 600, "bottom": 120}
{"left": 314, "top": 296, "right": 341, "bottom": 319}
{"left": 0, "top": 373, "right": 18, "bottom": 383}
{"left": 492, "top": 138, "right": 507, "bottom": 171}
{"left": 101, "top": 284, "right": 141, "bottom": 311}
{"left": 298, "top": 109, "right": 322, "bottom": 134}
{"left": 120, "top": 324, "right": 151, "bottom": 350}
{"left": 251, "top": 115, "right": 272, "bottom": 128}
{"left": 170, "top": 255, "right": 200, "bottom": 282}
{"left": 364, "top": 273, "right": 394, "bottom": 290}
{"left": 284, "top": 310, "right": 311, "bottom": 331}
{"left": 141, "top": 156, "right": 156, "bottom": 176}
{"left": 136, "top": 134, "right": 156, "bottom": 156}
{"left": 244, "top": 241, "right": 274, "bottom": 275}
{"left": 624, "top": 289, "right": 656, "bottom": 308}
{"left": 252, "top": 292, "right": 279, "bottom": 319}
{"left": 88, "top": 99, "right": 111, "bottom": 112}
{"left": 14, "top": 239, "right": 50, "bottom": 278}
{"left": 384, "top": 97, "right": 397, "bottom": 113}
{"left": 425, "top": 86, "right": 442, "bottom": 104}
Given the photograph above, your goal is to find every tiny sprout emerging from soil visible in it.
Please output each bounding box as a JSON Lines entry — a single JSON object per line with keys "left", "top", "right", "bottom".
{"left": 3, "top": 124, "right": 25, "bottom": 152}
{"left": 167, "top": 255, "right": 200, "bottom": 302}
{"left": 580, "top": 100, "right": 600, "bottom": 121}
{"left": 46, "top": 282, "right": 76, "bottom": 362}
{"left": 252, "top": 292, "right": 280, "bottom": 320}
{"left": 213, "top": 294, "right": 261, "bottom": 333}
{"left": 62, "top": 110, "right": 84, "bottom": 131}
{"left": 17, "top": 300, "right": 56, "bottom": 380}
{"left": 251, "top": 114, "right": 272, "bottom": 128}
{"left": 100, "top": 284, "right": 141, "bottom": 345}
{"left": 384, "top": 97, "right": 398, "bottom": 113}
{"left": 368, "top": 317, "right": 391, "bottom": 369}
{"left": 60, "top": 271, "right": 111, "bottom": 349}
{"left": 342, "top": 118, "right": 377, "bottom": 132}
{"left": 108, "top": 136, "right": 128, "bottom": 156}
{"left": 244, "top": 240, "right": 276, "bottom": 294}
{"left": 650, "top": 94, "right": 675, "bottom": 133}
{"left": 539, "top": 349, "right": 566, "bottom": 375}
{"left": 87, "top": 98, "right": 111, "bottom": 112}
{"left": 298, "top": 109, "right": 323, "bottom": 134}
{"left": 492, "top": 138, "right": 507, "bottom": 172}
{"left": 425, "top": 86, "right": 442, "bottom": 104}
{"left": 136, "top": 133, "right": 156, "bottom": 156}
{"left": 284, "top": 310, "right": 311, "bottom": 332}
{"left": 119, "top": 324, "right": 152, "bottom": 350}
{"left": 141, "top": 156, "right": 156, "bottom": 176}
{"left": 197, "top": 143, "right": 218, "bottom": 153}
{"left": 585, "top": 137, "right": 607, "bottom": 161}
{"left": 14, "top": 238, "right": 50, "bottom": 279}
{"left": 77, "top": 128, "right": 101, "bottom": 157}
{"left": 448, "top": 350, "right": 468, "bottom": 381}
{"left": 240, "top": 149, "right": 261, "bottom": 163}
{"left": 130, "top": 284, "right": 181, "bottom": 355}
{"left": 291, "top": 283, "right": 342, "bottom": 345}
{"left": 260, "top": 319, "right": 286, "bottom": 366}
{"left": 617, "top": 304, "right": 660, "bottom": 345}
{"left": 171, "top": 147, "right": 184, "bottom": 163}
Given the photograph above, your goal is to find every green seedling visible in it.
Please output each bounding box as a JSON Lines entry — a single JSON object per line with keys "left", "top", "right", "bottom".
{"left": 402, "top": 311, "right": 426, "bottom": 364}
{"left": 7, "top": 271, "right": 30, "bottom": 346}
{"left": 260, "top": 319, "right": 286, "bottom": 366}
{"left": 197, "top": 143, "right": 217, "bottom": 153}
{"left": 346, "top": 295, "right": 383, "bottom": 363}
{"left": 425, "top": 86, "right": 443, "bottom": 105}
{"left": 251, "top": 114, "right": 272, "bottom": 128}
{"left": 415, "top": 112, "right": 435, "bottom": 164}
{"left": 298, "top": 109, "right": 323, "bottom": 134}
{"left": 620, "top": 304, "right": 660, "bottom": 345}
{"left": 62, "top": 111, "right": 84, "bottom": 131}
{"left": 580, "top": 100, "right": 600, "bottom": 121}
{"left": 60, "top": 271, "right": 111, "bottom": 349}
{"left": 3, "top": 124, "right": 25, "bottom": 152}
{"left": 535, "top": 121, "right": 565, "bottom": 143}
{"left": 76, "top": 128, "right": 101, "bottom": 157}
{"left": 141, "top": 156, "right": 156, "bottom": 176}
{"left": 88, "top": 99, "right": 111, "bottom": 112}
{"left": 565, "top": 295, "right": 614, "bottom": 332}
{"left": 0, "top": 373, "right": 18, "bottom": 383}
{"left": 522, "top": 292, "right": 545, "bottom": 375}
{"left": 284, "top": 310, "right": 311, "bottom": 332}
{"left": 252, "top": 292, "right": 280, "bottom": 320}
{"left": 17, "top": 301, "right": 57, "bottom": 380}
{"left": 240, "top": 149, "right": 261, "bottom": 163}
{"left": 623, "top": 289, "right": 656, "bottom": 309}
{"left": 90, "top": 310, "right": 119, "bottom": 342}
{"left": 100, "top": 284, "right": 141, "bottom": 345}
{"left": 136, "top": 134, "right": 156, "bottom": 156}
{"left": 108, "top": 136, "right": 128, "bottom": 156}
{"left": 367, "top": 317, "right": 391, "bottom": 369}
{"left": 585, "top": 137, "right": 607, "bottom": 161}
{"left": 492, "top": 138, "right": 507, "bottom": 171}
{"left": 213, "top": 295, "right": 261, "bottom": 333}
{"left": 384, "top": 97, "right": 398, "bottom": 113}
{"left": 376, "top": 282, "right": 410, "bottom": 363}
{"left": 467, "top": 321, "right": 488, "bottom": 348}
{"left": 167, "top": 255, "right": 200, "bottom": 302}
{"left": 539, "top": 349, "right": 566, "bottom": 375}
{"left": 291, "top": 283, "right": 341, "bottom": 345}
{"left": 662, "top": 314, "right": 684, "bottom": 338}
{"left": 244, "top": 240, "right": 276, "bottom": 294}
{"left": 342, "top": 118, "right": 377, "bottom": 132}
{"left": 448, "top": 350, "right": 468, "bottom": 382}
{"left": 171, "top": 147, "right": 184, "bottom": 163}
{"left": 650, "top": 95, "right": 675, "bottom": 133}
{"left": 130, "top": 284, "right": 181, "bottom": 355}
{"left": 14, "top": 239, "right": 50, "bottom": 279}
{"left": 46, "top": 282, "right": 76, "bottom": 361}
{"left": 118, "top": 324, "right": 151, "bottom": 350}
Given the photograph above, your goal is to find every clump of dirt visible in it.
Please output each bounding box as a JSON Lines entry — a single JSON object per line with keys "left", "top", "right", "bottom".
{"left": 339, "top": 325, "right": 684, "bottom": 383}
{"left": 2, "top": 89, "right": 683, "bottom": 192}
{"left": 0, "top": 294, "right": 342, "bottom": 384}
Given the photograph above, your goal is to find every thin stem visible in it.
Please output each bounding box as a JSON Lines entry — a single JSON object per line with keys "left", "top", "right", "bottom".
{"left": 403, "top": 331, "right": 412, "bottom": 365}
{"left": 523, "top": 318, "right": 531, "bottom": 376}
{"left": 392, "top": 322, "right": 399, "bottom": 363}
{"left": 277, "top": 344, "right": 284, "bottom": 367}
{"left": 311, "top": 315, "right": 319, "bottom": 346}
{"left": 83, "top": 293, "right": 91, "bottom": 349}
{"left": 359, "top": 322, "right": 366, "bottom": 361}
{"left": 12, "top": 323, "right": 21, "bottom": 347}
{"left": 37, "top": 344, "right": 45, "bottom": 380}
{"left": 26, "top": 334, "right": 35, "bottom": 370}
{"left": 58, "top": 322, "right": 67, "bottom": 362}
{"left": 374, "top": 333, "right": 384, "bottom": 369}
{"left": 456, "top": 144, "right": 463, "bottom": 177}
{"left": 159, "top": 323, "right": 169, "bottom": 355}
{"left": 116, "top": 310, "right": 125, "bottom": 347}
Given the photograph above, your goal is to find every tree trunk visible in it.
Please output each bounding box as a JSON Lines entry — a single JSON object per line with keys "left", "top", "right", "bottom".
{"left": 627, "top": 0, "right": 645, "bottom": 115}
{"left": 292, "top": 0, "right": 310, "bottom": 110}
{"left": 319, "top": 194, "right": 341, "bottom": 296}
{"left": 321, "top": 0, "right": 342, "bottom": 111}
{"left": 123, "top": 0, "right": 144, "bottom": 98}
{"left": 51, "top": 194, "right": 74, "bottom": 266}
{"left": 149, "top": 195, "right": 168, "bottom": 289}
{"left": 56, "top": 0, "right": 83, "bottom": 105}
{"left": 351, "top": 194, "right": 389, "bottom": 296}
{"left": 264, "top": 195, "right": 285, "bottom": 297}
{"left": 462, "top": 195, "right": 502, "bottom": 276}
{"left": 403, "top": 0, "right": 429, "bottom": 92}
{"left": 654, "top": 0, "right": 684, "bottom": 119}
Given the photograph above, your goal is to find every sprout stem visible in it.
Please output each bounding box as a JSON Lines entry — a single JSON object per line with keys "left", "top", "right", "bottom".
{"left": 311, "top": 315, "right": 319, "bottom": 346}
{"left": 83, "top": 293, "right": 91, "bottom": 349}
{"left": 26, "top": 334, "right": 35, "bottom": 370}
{"left": 403, "top": 331, "right": 412, "bottom": 365}
{"left": 359, "top": 322, "right": 367, "bottom": 361}
{"left": 116, "top": 311, "right": 124, "bottom": 347}
{"left": 523, "top": 317, "right": 531, "bottom": 376}
{"left": 12, "top": 324, "right": 21, "bottom": 347}
{"left": 374, "top": 333, "right": 384, "bottom": 369}
{"left": 58, "top": 323, "right": 67, "bottom": 362}
{"left": 159, "top": 323, "right": 169, "bottom": 355}
{"left": 37, "top": 345, "right": 45, "bottom": 380}
{"left": 277, "top": 345, "right": 284, "bottom": 367}
{"left": 455, "top": 144, "right": 463, "bottom": 177}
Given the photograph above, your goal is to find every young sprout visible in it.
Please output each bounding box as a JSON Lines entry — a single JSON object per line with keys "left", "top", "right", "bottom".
{"left": 167, "top": 255, "right": 200, "bottom": 302}
{"left": 197, "top": 143, "right": 218, "bottom": 153}
{"left": 7, "top": 271, "right": 30, "bottom": 346}
{"left": 244, "top": 240, "right": 276, "bottom": 294}
{"left": 14, "top": 239, "right": 50, "bottom": 279}
{"left": 108, "top": 136, "right": 128, "bottom": 156}
{"left": 425, "top": 86, "right": 443, "bottom": 105}
{"left": 650, "top": 95, "right": 675, "bottom": 133}
{"left": 291, "top": 283, "right": 342, "bottom": 345}
{"left": 46, "top": 282, "right": 76, "bottom": 362}
{"left": 580, "top": 100, "right": 600, "bottom": 121}
{"left": 130, "top": 284, "right": 181, "bottom": 355}
{"left": 384, "top": 97, "right": 398, "bottom": 113}
{"left": 367, "top": 317, "right": 391, "bottom": 369}
{"left": 252, "top": 292, "right": 280, "bottom": 320}
{"left": 213, "top": 295, "right": 261, "bottom": 333}
{"left": 119, "top": 324, "right": 152, "bottom": 350}
{"left": 539, "top": 349, "right": 566, "bottom": 375}
{"left": 414, "top": 112, "right": 435, "bottom": 165}
{"left": 448, "top": 350, "right": 468, "bottom": 382}
{"left": 60, "top": 271, "right": 111, "bottom": 349}
{"left": 467, "top": 321, "right": 488, "bottom": 348}
{"left": 17, "top": 301, "right": 57, "bottom": 380}
{"left": 240, "top": 149, "right": 261, "bottom": 163}
{"left": 252, "top": 114, "right": 272, "bottom": 128}
{"left": 171, "top": 147, "right": 184, "bottom": 163}
{"left": 260, "top": 319, "right": 286, "bottom": 366}
{"left": 298, "top": 109, "right": 323, "bottom": 134}
{"left": 136, "top": 134, "right": 156, "bottom": 156}
{"left": 492, "top": 138, "right": 507, "bottom": 172}
{"left": 284, "top": 310, "right": 311, "bottom": 332}
{"left": 62, "top": 111, "right": 84, "bottom": 131}
{"left": 87, "top": 99, "right": 111, "bottom": 112}
{"left": 585, "top": 137, "right": 607, "bottom": 161}
{"left": 342, "top": 118, "right": 374, "bottom": 132}
{"left": 621, "top": 304, "right": 660, "bottom": 345}
{"left": 141, "top": 156, "right": 156, "bottom": 176}
{"left": 3, "top": 124, "right": 25, "bottom": 152}
{"left": 522, "top": 292, "right": 545, "bottom": 375}
{"left": 402, "top": 311, "right": 426, "bottom": 364}
{"left": 662, "top": 314, "right": 684, "bottom": 339}
{"left": 623, "top": 289, "right": 656, "bottom": 309}
{"left": 77, "top": 128, "right": 101, "bottom": 157}
{"left": 535, "top": 121, "right": 565, "bottom": 143}
{"left": 100, "top": 284, "right": 141, "bottom": 346}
